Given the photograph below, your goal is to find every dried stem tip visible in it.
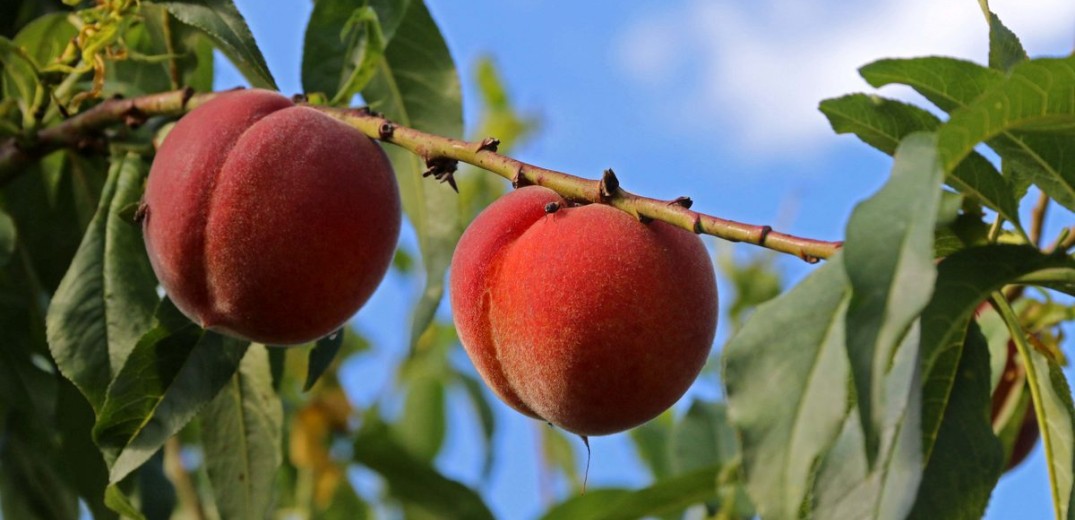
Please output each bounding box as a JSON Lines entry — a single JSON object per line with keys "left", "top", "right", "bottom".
{"left": 599, "top": 169, "right": 619, "bottom": 201}
{"left": 477, "top": 137, "right": 500, "bottom": 152}
{"left": 423, "top": 156, "right": 459, "bottom": 192}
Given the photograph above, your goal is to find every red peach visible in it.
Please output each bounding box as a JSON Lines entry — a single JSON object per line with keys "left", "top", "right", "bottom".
{"left": 450, "top": 186, "right": 718, "bottom": 436}
{"left": 143, "top": 89, "right": 400, "bottom": 344}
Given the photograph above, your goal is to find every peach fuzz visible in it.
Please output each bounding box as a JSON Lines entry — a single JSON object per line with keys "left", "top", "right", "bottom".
{"left": 450, "top": 186, "right": 718, "bottom": 436}
{"left": 142, "top": 89, "right": 400, "bottom": 345}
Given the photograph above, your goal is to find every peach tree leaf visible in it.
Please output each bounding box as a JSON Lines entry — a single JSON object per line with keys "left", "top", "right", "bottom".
{"left": 156, "top": 0, "right": 276, "bottom": 89}
{"left": 92, "top": 298, "right": 248, "bottom": 483}
{"left": 46, "top": 152, "right": 158, "bottom": 412}
{"left": 539, "top": 465, "right": 723, "bottom": 520}
{"left": 820, "top": 94, "right": 1020, "bottom": 229}
{"left": 360, "top": 0, "right": 462, "bottom": 346}
{"left": 202, "top": 344, "right": 282, "bottom": 520}
{"left": 843, "top": 132, "right": 943, "bottom": 464}
{"left": 353, "top": 418, "right": 494, "bottom": 520}
{"left": 723, "top": 257, "right": 851, "bottom": 519}
{"left": 0, "top": 209, "right": 13, "bottom": 267}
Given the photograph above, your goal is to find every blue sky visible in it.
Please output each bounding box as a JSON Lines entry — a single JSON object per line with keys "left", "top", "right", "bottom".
{"left": 218, "top": 0, "right": 1075, "bottom": 518}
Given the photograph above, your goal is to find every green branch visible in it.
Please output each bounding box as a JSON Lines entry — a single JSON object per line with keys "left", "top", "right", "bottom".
{"left": 0, "top": 88, "right": 843, "bottom": 261}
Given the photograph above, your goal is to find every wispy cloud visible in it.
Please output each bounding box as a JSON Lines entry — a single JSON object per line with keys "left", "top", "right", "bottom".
{"left": 616, "top": 0, "right": 1075, "bottom": 155}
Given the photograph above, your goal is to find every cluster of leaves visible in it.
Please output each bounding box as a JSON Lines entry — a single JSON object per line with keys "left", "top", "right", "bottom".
{"left": 724, "top": 3, "right": 1075, "bottom": 519}
{"left": 0, "top": 0, "right": 752, "bottom": 518}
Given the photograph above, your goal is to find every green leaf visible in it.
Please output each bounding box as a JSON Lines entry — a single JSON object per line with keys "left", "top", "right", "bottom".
{"left": 140, "top": 4, "right": 215, "bottom": 92}
{"left": 314, "top": 481, "right": 370, "bottom": 520}
{"left": 860, "top": 57, "right": 1002, "bottom": 114}
{"left": 542, "top": 426, "right": 582, "bottom": 490}
{"left": 934, "top": 56, "right": 1075, "bottom": 209}
{"left": 723, "top": 258, "right": 851, "bottom": 519}
{"left": 671, "top": 401, "right": 738, "bottom": 474}
{"left": 361, "top": 0, "right": 462, "bottom": 345}
{"left": 46, "top": 152, "right": 158, "bottom": 412}
{"left": 93, "top": 298, "right": 249, "bottom": 483}
{"left": 629, "top": 411, "right": 674, "bottom": 480}
{"left": 103, "top": 485, "right": 147, "bottom": 520}
{"left": 2, "top": 13, "right": 77, "bottom": 124}
{"left": 994, "top": 295, "right": 1075, "bottom": 519}
{"left": 843, "top": 132, "right": 943, "bottom": 463}
{"left": 918, "top": 245, "right": 1075, "bottom": 451}
{"left": 819, "top": 94, "right": 1020, "bottom": 227}
{"left": 353, "top": 418, "right": 494, "bottom": 520}
{"left": 394, "top": 373, "right": 446, "bottom": 461}
{"left": 978, "top": 2, "right": 1027, "bottom": 72}
{"left": 539, "top": 465, "right": 721, "bottom": 520}
{"left": 56, "top": 380, "right": 116, "bottom": 520}
{"left": 0, "top": 427, "right": 80, "bottom": 520}
{"left": 907, "top": 323, "right": 1003, "bottom": 519}
{"left": 202, "top": 344, "right": 283, "bottom": 520}
{"left": 305, "top": 327, "right": 345, "bottom": 391}
{"left": 156, "top": 0, "right": 276, "bottom": 89}
{"left": 0, "top": 208, "right": 14, "bottom": 267}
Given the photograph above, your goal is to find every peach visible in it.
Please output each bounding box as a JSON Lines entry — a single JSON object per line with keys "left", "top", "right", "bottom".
{"left": 142, "top": 89, "right": 400, "bottom": 345}
{"left": 450, "top": 186, "right": 718, "bottom": 436}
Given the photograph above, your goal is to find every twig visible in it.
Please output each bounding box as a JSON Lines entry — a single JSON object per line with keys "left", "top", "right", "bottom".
{"left": 0, "top": 88, "right": 843, "bottom": 261}
{"left": 1030, "top": 191, "right": 1050, "bottom": 247}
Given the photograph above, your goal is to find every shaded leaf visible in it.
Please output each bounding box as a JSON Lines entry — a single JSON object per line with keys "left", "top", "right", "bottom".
{"left": 457, "top": 373, "right": 497, "bottom": 479}
{"left": 629, "top": 411, "right": 674, "bottom": 480}
{"left": 843, "top": 132, "right": 943, "bottom": 462}
{"left": 0, "top": 426, "right": 80, "bottom": 520}
{"left": 203, "top": 344, "right": 283, "bottom": 520}
{"left": 353, "top": 418, "right": 494, "bottom": 520}
{"left": 723, "top": 258, "right": 851, "bottom": 519}
{"left": 0, "top": 209, "right": 13, "bottom": 267}
{"left": 820, "top": 94, "right": 1020, "bottom": 227}
{"left": 907, "top": 323, "right": 1003, "bottom": 519}
{"left": 46, "top": 152, "right": 158, "bottom": 412}
{"left": 56, "top": 379, "right": 116, "bottom": 520}
{"left": 305, "top": 327, "right": 345, "bottom": 391}
{"left": 671, "top": 401, "right": 738, "bottom": 474}
{"left": 302, "top": 0, "right": 410, "bottom": 97}
{"left": 539, "top": 465, "right": 721, "bottom": 520}
{"left": 93, "top": 298, "right": 249, "bottom": 483}
{"left": 103, "top": 485, "right": 146, "bottom": 520}
{"left": 156, "top": 0, "right": 276, "bottom": 89}
{"left": 361, "top": 0, "right": 462, "bottom": 345}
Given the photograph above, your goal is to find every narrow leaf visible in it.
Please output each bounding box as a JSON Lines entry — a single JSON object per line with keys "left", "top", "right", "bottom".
{"left": 539, "top": 465, "right": 721, "bottom": 520}
{"left": 843, "top": 132, "right": 943, "bottom": 463}
{"left": 103, "top": 485, "right": 147, "bottom": 520}
{"left": 820, "top": 94, "right": 1020, "bottom": 227}
{"left": 860, "top": 57, "right": 1002, "bottom": 114}
{"left": 361, "top": 0, "right": 463, "bottom": 344}
{"left": 47, "top": 153, "right": 158, "bottom": 412}
{"left": 723, "top": 258, "right": 851, "bottom": 519}
{"left": 984, "top": 9, "right": 1027, "bottom": 72}
{"left": 907, "top": 323, "right": 1003, "bottom": 519}
{"left": 301, "top": 0, "right": 410, "bottom": 96}
{"left": 157, "top": 0, "right": 276, "bottom": 89}
{"left": 353, "top": 419, "right": 494, "bottom": 520}
{"left": 93, "top": 298, "right": 249, "bottom": 483}
{"left": 305, "top": 328, "right": 345, "bottom": 391}
{"left": 670, "top": 401, "right": 738, "bottom": 474}
{"left": 457, "top": 373, "right": 497, "bottom": 479}
{"left": 202, "top": 344, "right": 283, "bottom": 520}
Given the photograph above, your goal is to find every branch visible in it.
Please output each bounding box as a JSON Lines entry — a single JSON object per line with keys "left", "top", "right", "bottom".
{"left": 0, "top": 88, "right": 842, "bottom": 261}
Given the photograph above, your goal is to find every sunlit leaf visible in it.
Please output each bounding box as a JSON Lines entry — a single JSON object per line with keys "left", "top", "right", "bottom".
{"left": 46, "top": 152, "right": 158, "bottom": 412}
{"left": 361, "top": 0, "right": 462, "bottom": 345}
{"left": 202, "top": 344, "right": 282, "bottom": 520}
{"left": 93, "top": 298, "right": 248, "bottom": 483}
{"left": 723, "top": 258, "right": 851, "bottom": 519}
{"left": 843, "top": 132, "right": 943, "bottom": 462}
{"left": 156, "top": 0, "right": 276, "bottom": 89}
{"left": 980, "top": 4, "right": 1027, "bottom": 72}
{"left": 820, "top": 94, "right": 1020, "bottom": 227}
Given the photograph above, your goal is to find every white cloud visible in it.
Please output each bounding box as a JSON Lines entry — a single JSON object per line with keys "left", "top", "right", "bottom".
{"left": 616, "top": 0, "right": 1075, "bottom": 155}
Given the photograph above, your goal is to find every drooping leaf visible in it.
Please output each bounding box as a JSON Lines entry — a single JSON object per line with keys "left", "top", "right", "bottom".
{"left": 542, "top": 426, "right": 582, "bottom": 491}
{"left": 457, "top": 373, "right": 497, "bottom": 479}
{"left": 907, "top": 323, "right": 1003, "bottom": 519}
{"left": 0, "top": 425, "right": 80, "bottom": 520}
{"left": 820, "top": 94, "right": 1020, "bottom": 227}
{"left": 93, "top": 298, "right": 249, "bottom": 483}
{"left": 361, "top": 0, "right": 462, "bottom": 345}
{"left": 539, "top": 465, "right": 722, "bottom": 520}
{"left": 202, "top": 344, "right": 283, "bottom": 520}
{"left": 629, "top": 411, "right": 674, "bottom": 480}
{"left": 0, "top": 208, "right": 14, "bottom": 267}
{"left": 103, "top": 485, "right": 147, "bottom": 520}
{"left": 156, "top": 0, "right": 276, "bottom": 89}
{"left": 843, "top": 132, "right": 943, "bottom": 463}
{"left": 670, "top": 401, "right": 739, "bottom": 475}
{"left": 140, "top": 4, "right": 215, "bottom": 92}
{"left": 353, "top": 418, "right": 494, "bottom": 520}
{"left": 1, "top": 13, "right": 77, "bottom": 124}
{"left": 394, "top": 373, "right": 446, "bottom": 461}
{"left": 723, "top": 258, "right": 851, "bottom": 519}
{"left": 46, "top": 152, "right": 158, "bottom": 412}
{"left": 56, "top": 380, "right": 116, "bottom": 520}
{"left": 305, "top": 327, "right": 345, "bottom": 391}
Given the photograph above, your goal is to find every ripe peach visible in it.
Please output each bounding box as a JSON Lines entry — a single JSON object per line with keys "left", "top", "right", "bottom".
{"left": 142, "top": 89, "right": 400, "bottom": 345}
{"left": 450, "top": 186, "right": 718, "bottom": 436}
